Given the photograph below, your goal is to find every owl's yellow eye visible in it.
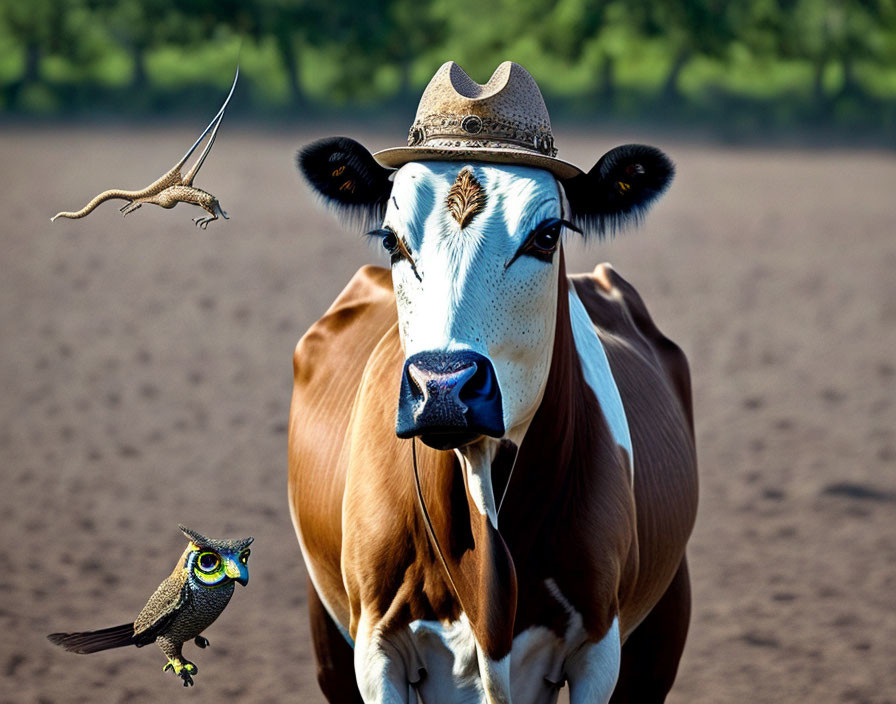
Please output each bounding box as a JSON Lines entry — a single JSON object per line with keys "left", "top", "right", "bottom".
{"left": 197, "top": 552, "right": 220, "bottom": 572}
{"left": 239, "top": 549, "right": 250, "bottom": 565}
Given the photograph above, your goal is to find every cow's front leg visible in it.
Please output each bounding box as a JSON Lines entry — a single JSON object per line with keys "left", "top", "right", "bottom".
{"left": 565, "top": 617, "right": 622, "bottom": 704}
{"left": 475, "top": 642, "right": 512, "bottom": 704}
{"left": 354, "top": 613, "right": 412, "bottom": 704}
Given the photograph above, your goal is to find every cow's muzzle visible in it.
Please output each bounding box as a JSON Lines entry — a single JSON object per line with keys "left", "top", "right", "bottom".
{"left": 396, "top": 350, "right": 504, "bottom": 450}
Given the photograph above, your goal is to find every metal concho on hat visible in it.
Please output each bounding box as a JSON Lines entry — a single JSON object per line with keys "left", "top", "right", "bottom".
{"left": 407, "top": 113, "right": 557, "bottom": 157}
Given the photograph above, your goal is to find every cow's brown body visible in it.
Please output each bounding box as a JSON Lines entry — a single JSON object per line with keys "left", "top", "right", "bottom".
{"left": 288, "top": 262, "right": 697, "bottom": 703}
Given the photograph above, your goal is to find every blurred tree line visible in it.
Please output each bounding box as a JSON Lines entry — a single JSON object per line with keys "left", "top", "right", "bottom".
{"left": 1, "top": 0, "right": 895, "bottom": 133}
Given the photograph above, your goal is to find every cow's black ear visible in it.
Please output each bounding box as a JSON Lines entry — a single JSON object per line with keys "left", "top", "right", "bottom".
{"left": 297, "top": 137, "right": 394, "bottom": 229}
{"left": 561, "top": 144, "right": 674, "bottom": 237}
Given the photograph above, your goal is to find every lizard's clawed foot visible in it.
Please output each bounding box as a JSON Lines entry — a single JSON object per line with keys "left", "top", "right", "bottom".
{"left": 192, "top": 215, "right": 217, "bottom": 230}
{"left": 194, "top": 635, "right": 210, "bottom": 648}
{"left": 164, "top": 658, "right": 198, "bottom": 687}
{"left": 121, "top": 202, "right": 142, "bottom": 216}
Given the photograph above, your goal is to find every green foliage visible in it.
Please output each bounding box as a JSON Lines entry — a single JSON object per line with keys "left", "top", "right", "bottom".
{"left": 0, "top": 0, "right": 894, "bottom": 133}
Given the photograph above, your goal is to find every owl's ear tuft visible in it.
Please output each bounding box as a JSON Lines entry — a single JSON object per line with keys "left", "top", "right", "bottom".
{"left": 238, "top": 536, "right": 254, "bottom": 549}
{"left": 561, "top": 144, "right": 674, "bottom": 238}
{"left": 179, "top": 524, "right": 211, "bottom": 547}
{"left": 297, "top": 137, "right": 394, "bottom": 230}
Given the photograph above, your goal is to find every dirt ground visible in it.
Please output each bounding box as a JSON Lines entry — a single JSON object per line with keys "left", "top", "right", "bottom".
{"left": 0, "top": 123, "right": 893, "bottom": 704}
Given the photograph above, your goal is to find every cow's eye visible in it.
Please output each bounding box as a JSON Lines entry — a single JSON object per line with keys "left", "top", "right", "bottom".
{"left": 530, "top": 220, "right": 563, "bottom": 253}
{"left": 381, "top": 231, "right": 398, "bottom": 253}
{"left": 508, "top": 218, "right": 579, "bottom": 268}
{"left": 368, "top": 227, "right": 400, "bottom": 255}
{"left": 366, "top": 227, "right": 421, "bottom": 281}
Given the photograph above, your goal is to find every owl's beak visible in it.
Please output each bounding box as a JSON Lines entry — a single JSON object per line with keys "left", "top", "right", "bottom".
{"left": 224, "top": 558, "right": 249, "bottom": 586}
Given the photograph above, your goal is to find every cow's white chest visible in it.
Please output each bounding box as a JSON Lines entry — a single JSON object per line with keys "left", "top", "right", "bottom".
{"left": 405, "top": 617, "right": 565, "bottom": 704}
{"left": 369, "top": 580, "right": 619, "bottom": 704}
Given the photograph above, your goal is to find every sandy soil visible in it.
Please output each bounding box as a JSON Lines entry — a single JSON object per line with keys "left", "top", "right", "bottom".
{"left": 0, "top": 124, "right": 893, "bottom": 703}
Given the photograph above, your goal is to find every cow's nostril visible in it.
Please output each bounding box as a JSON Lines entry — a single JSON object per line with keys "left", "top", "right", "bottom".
{"left": 458, "top": 361, "right": 499, "bottom": 408}
{"left": 407, "top": 362, "right": 477, "bottom": 410}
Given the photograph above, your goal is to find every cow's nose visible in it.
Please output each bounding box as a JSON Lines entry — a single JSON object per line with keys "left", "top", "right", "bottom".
{"left": 407, "top": 362, "right": 477, "bottom": 422}
{"left": 396, "top": 350, "right": 504, "bottom": 450}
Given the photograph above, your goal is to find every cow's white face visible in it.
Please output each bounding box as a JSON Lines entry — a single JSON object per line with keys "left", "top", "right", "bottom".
{"left": 376, "top": 161, "right": 567, "bottom": 447}
{"left": 299, "top": 136, "right": 673, "bottom": 455}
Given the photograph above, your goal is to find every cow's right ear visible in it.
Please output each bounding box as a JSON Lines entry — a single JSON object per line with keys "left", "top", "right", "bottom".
{"left": 297, "top": 137, "right": 394, "bottom": 229}
{"left": 561, "top": 144, "right": 674, "bottom": 238}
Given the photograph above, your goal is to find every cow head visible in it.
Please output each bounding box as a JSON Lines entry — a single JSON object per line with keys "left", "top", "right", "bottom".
{"left": 299, "top": 138, "right": 673, "bottom": 451}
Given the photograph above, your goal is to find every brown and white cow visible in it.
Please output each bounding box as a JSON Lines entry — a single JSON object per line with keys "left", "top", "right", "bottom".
{"left": 288, "top": 138, "right": 697, "bottom": 703}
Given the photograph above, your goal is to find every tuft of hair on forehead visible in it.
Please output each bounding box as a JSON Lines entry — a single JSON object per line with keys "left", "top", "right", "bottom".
{"left": 446, "top": 167, "right": 487, "bottom": 229}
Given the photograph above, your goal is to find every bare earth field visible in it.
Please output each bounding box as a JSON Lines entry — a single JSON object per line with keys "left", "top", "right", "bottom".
{"left": 0, "top": 124, "right": 893, "bottom": 703}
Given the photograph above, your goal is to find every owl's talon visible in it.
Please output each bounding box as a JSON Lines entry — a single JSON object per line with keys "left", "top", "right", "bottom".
{"left": 164, "top": 658, "right": 197, "bottom": 686}
{"left": 194, "top": 635, "right": 209, "bottom": 648}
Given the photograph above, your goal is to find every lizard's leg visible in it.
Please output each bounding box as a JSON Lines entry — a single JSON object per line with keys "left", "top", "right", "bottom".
{"left": 120, "top": 202, "right": 142, "bottom": 216}
{"left": 192, "top": 201, "right": 228, "bottom": 229}
{"left": 175, "top": 187, "right": 227, "bottom": 229}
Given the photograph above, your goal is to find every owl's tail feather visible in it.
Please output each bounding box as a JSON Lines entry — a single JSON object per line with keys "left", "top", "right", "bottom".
{"left": 47, "top": 623, "right": 136, "bottom": 654}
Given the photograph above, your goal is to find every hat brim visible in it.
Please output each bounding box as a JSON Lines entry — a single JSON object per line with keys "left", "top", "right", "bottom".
{"left": 374, "top": 146, "right": 584, "bottom": 181}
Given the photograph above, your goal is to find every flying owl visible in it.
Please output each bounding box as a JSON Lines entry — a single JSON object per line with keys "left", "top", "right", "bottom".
{"left": 48, "top": 524, "right": 253, "bottom": 687}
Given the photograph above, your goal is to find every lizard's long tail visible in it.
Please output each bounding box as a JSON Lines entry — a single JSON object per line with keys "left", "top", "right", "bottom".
{"left": 51, "top": 190, "right": 143, "bottom": 221}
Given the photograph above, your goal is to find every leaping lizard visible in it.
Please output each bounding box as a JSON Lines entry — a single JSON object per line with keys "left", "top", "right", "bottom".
{"left": 52, "top": 67, "right": 238, "bottom": 229}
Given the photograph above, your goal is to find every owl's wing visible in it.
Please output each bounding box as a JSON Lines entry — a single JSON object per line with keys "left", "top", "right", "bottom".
{"left": 132, "top": 571, "right": 192, "bottom": 646}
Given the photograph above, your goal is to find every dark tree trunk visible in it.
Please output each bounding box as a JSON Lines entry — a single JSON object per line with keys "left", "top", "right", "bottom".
{"left": 599, "top": 53, "right": 615, "bottom": 110}
{"left": 812, "top": 59, "right": 829, "bottom": 115}
{"left": 131, "top": 45, "right": 148, "bottom": 92}
{"left": 834, "top": 54, "right": 863, "bottom": 102}
{"left": 276, "top": 32, "right": 303, "bottom": 106}
{"left": 661, "top": 49, "right": 692, "bottom": 104}
{"left": 8, "top": 41, "right": 40, "bottom": 108}
{"left": 400, "top": 58, "right": 414, "bottom": 103}
{"left": 23, "top": 42, "right": 40, "bottom": 84}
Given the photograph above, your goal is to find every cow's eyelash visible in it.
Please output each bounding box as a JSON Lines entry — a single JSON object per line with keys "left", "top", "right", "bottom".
{"left": 365, "top": 226, "right": 396, "bottom": 245}
{"left": 366, "top": 227, "right": 421, "bottom": 281}
{"left": 505, "top": 218, "right": 580, "bottom": 268}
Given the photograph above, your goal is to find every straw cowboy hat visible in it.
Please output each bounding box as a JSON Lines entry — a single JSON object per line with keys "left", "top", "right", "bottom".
{"left": 374, "top": 61, "right": 583, "bottom": 180}
{"left": 297, "top": 61, "right": 674, "bottom": 235}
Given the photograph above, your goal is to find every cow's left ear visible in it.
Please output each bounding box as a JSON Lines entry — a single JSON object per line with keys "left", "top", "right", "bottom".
{"left": 561, "top": 144, "right": 674, "bottom": 237}
{"left": 297, "top": 137, "right": 394, "bottom": 229}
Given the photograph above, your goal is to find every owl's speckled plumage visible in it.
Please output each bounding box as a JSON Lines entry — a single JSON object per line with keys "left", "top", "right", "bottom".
{"left": 48, "top": 525, "right": 253, "bottom": 687}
